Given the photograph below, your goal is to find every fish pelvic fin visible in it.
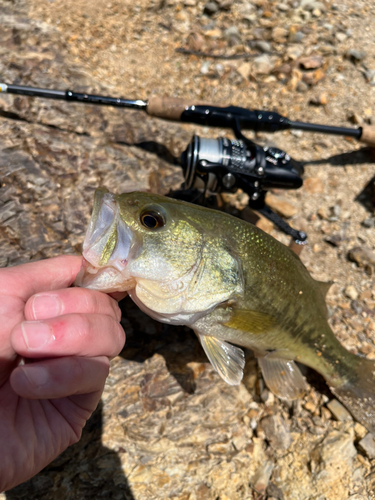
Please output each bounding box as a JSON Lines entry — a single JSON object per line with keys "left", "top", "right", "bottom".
{"left": 330, "top": 357, "right": 375, "bottom": 434}
{"left": 198, "top": 334, "right": 245, "bottom": 386}
{"left": 258, "top": 355, "right": 307, "bottom": 400}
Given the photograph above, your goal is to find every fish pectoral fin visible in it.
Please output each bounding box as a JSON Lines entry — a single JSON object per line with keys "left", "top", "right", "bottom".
{"left": 257, "top": 356, "right": 307, "bottom": 400}
{"left": 224, "top": 309, "right": 276, "bottom": 334}
{"left": 198, "top": 334, "right": 245, "bottom": 386}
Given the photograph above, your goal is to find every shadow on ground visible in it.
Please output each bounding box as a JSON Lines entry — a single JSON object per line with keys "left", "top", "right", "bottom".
{"left": 5, "top": 401, "right": 136, "bottom": 500}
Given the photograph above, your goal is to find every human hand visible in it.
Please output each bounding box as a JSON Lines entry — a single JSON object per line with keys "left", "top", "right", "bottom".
{"left": 0, "top": 256, "right": 125, "bottom": 492}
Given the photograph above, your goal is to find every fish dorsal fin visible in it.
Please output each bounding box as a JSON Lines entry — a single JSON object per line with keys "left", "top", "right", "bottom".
{"left": 224, "top": 309, "right": 276, "bottom": 334}
{"left": 316, "top": 280, "right": 333, "bottom": 299}
{"left": 315, "top": 280, "right": 333, "bottom": 318}
{"left": 198, "top": 334, "right": 245, "bottom": 386}
{"left": 257, "top": 355, "right": 307, "bottom": 400}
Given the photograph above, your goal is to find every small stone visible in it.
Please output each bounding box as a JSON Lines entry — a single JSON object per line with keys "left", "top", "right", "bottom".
{"left": 204, "top": 27, "right": 222, "bottom": 38}
{"left": 204, "top": 1, "right": 219, "bottom": 15}
{"left": 271, "top": 27, "right": 288, "bottom": 43}
{"left": 321, "top": 407, "right": 332, "bottom": 421}
{"left": 207, "top": 441, "right": 233, "bottom": 454}
{"left": 260, "top": 388, "right": 275, "bottom": 405}
{"left": 358, "top": 433, "right": 375, "bottom": 459}
{"left": 254, "top": 40, "right": 272, "bottom": 53}
{"left": 319, "top": 430, "right": 356, "bottom": 466}
{"left": 263, "top": 10, "right": 273, "bottom": 18}
{"left": 266, "top": 482, "right": 284, "bottom": 500}
{"left": 309, "top": 93, "right": 328, "bottom": 106}
{"left": 252, "top": 54, "right": 274, "bottom": 74}
{"left": 335, "top": 32, "right": 347, "bottom": 42}
{"left": 304, "top": 401, "right": 317, "bottom": 413}
{"left": 354, "top": 423, "right": 367, "bottom": 440}
{"left": 187, "top": 32, "right": 205, "bottom": 51}
{"left": 251, "top": 461, "right": 275, "bottom": 495}
{"left": 242, "top": 13, "right": 257, "bottom": 23}
{"left": 216, "top": 0, "right": 232, "bottom": 10}
{"left": 265, "top": 193, "right": 297, "bottom": 218}
{"left": 344, "top": 286, "right": 359, "bottom": 301}
{"left": 332, "top": 203, "right": 341, "bottom": 218}
{"left": 224, "top": 26, "right": 240, "bottom": 40}
{"left": 300, "top": 0, "right": 326, "bottom": 11}
{"left": 326, "top": 399, "right": 353, "bottom": 423}
{"left": 360, "top": 289, "right": 372, "bottom": 300}
{"left": 313, "top": 243, "right": 322, "bottom": 253}
{"left": 277, "top": 3, "right": 289, "bottom": 11}
{"left": 317, "top": 208, "right": 328, "bottom": 222}
{"left": 286, "top": 45, "right": 304, "bottom": 60}
{"left": 200, "top": 61, "right": 211, "bottom": 75}
{"left": 296, "top": 80, "right": 309, "bottom": 92}
{"left": 232, "top": 433, "right": 250, "bottom": 451}
{"left": 273, "top": 63, "right": 292, "bottom": 76}
{"left": 304, "top": 177, "right": 324, "bottom": 193}
{"left": 237, "top": 61, "right": 251, "bottom": 80}
{"left": 324, "top": 233, "right": 343, "bottom": 247}
{"left": 299, "top": 55, "right": 324, "bottom": 69}
{"left": 362, "top": 217, "right": 375, "bottom": 228}
{"left": 300, "top": 0, "right": 315, "bottom": 10}
{"left": 346, "top": 49, "right": 367, "bottom": 62}
{"left": 348, "top": 247, "right": 375, "bottom": 268}
{"left": 348, "top": 112, "right": 364, "bottom": 125}
{"left": 214, "top": 63, "right": 224, "bottom": 76}
{"left": 319, "top": 43, "right": 337, "bottom": 55}
{"left": 260, "top": 414, "right": 292, "bottom": 450}
{"left": 351, "top": 300, "right": 363, "bottom": 315}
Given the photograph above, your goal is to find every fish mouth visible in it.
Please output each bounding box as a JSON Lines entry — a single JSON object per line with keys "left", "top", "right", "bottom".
{"left": 74, "top": 188, "right": 136, "bottom": 293}
{"left": 75, "top": 257, "right": 136, "bottom": 293}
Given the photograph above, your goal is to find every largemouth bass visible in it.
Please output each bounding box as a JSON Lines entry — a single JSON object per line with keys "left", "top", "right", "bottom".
{"left": 75, "top": 188, "right": 375, "bottom": 432}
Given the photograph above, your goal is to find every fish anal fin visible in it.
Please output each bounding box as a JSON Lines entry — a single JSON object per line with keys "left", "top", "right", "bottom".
{"left": 258, "top": 356, "right": 307, "bottom": 400}
{"left": 198, "top": 334, "right": 245, "bottom": 386}
{"left": 224, "top": 309, "right": 275, "bottom": 334}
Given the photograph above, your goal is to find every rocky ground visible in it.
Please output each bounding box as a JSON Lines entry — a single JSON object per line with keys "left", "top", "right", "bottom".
{"left": 1, "top": 0, "right": 375, "bottom": 498}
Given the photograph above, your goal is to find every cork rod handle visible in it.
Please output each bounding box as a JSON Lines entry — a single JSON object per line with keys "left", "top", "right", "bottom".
{"left": 360, "top": 126, "right": 375, "bottom": 147}
{"left": 147, "top": 95, "right": 212, "bottom": 120}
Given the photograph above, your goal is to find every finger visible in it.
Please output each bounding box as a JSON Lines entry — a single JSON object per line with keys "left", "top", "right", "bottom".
{"left": 11, "top": 313, "right": 125, "bottom": 359}
{"left": 108, "top": 292, "right": 128, "bottom": 302}
{"left": 0, "top": 255, "right": 83, "bottom": 302}
{"left": 10, "top": 356, "right": 110, "bottom": 399}
{"left": 25, "top": 288, "right": 122, "bottom": 322}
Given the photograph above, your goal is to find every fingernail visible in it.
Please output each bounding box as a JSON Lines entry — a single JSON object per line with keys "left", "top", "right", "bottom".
{"left": 32, "top": 294, "right": 62, "bottom": 319}
{"left": 21, "top": 365, "right": 49, "bottom": 388}
{"left": 21, "top": 321, "right": 55, "bottom": 350}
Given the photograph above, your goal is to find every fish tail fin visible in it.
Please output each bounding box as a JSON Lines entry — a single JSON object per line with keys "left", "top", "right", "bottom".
{"left": 330, "top": 358, "right": 375, "bottom": 433}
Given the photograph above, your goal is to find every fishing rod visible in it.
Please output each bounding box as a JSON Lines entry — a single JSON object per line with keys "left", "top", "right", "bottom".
{"left": 1, "top": 82, "right": 374, "bottom": 145}
{"left": 1, "top": 82, "right": 372, "bottom": 247}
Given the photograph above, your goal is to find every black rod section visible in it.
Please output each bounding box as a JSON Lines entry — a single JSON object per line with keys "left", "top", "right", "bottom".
{"left": 289, "top": 120, "right": 362, "bottom": 139}
{"left": 6, "top": 84, "right": 66, "bottom": 99}
{"left": 2, "top": 84, "right": 148, "bottom": 110}
{"left": 65, "top": 90, "right": 148, "bottom": 109}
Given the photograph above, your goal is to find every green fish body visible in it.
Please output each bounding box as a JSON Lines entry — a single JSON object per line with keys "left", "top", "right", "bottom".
{"left": 75, "top": 189, "right": 375, "bottom": 432}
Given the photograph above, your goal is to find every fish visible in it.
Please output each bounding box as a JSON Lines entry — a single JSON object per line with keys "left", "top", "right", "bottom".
{"left": 75, "top": 188, "right": 375, "bottom": 432}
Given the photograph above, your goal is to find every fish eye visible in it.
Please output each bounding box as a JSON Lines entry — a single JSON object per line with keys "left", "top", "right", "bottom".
{"left": 140, "top": 208, "right": 165, "bottom": 229}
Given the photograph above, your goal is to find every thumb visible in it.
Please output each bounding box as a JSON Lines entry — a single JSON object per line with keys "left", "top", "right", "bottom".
{"left": 0, "top": 256, "right": 83, "bottom": 302}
